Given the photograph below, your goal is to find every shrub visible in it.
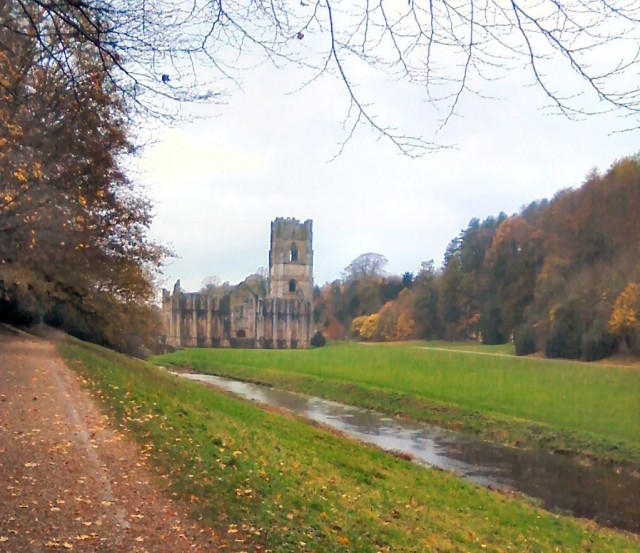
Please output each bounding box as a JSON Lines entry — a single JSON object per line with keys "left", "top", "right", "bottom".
{"left": 396, "top": 313, "right": 416, "bottom": 340}
{"left": 324, "top": 319, "right": 345, "bottom": 341}
{"left": 514, "top": 324, "right": 537, "bottom": 356}
{"left": 581, "top": 320, "right": 616, "bottom": 361}
{"left": 350, "top": 315, "right": 368, "bottom": 337}
{"left": 628, "top": 322, "right": 640, "bottom": 354}
{"left": 479, "top": 306, "right": 506, "bottom": 345}
{"left": 310, "top": 331, "right": 326, "bottom": 348}
{"left": 544, "top": 303, "right": 583, "bottom": 359}
{"left": 359, "top": 314, "right": 380, "bottom": 340}
{"left": 608, "top": 282, "right": 640, "bottom": 342}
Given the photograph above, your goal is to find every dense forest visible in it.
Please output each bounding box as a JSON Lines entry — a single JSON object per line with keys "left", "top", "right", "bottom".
{"left": 315, "top": 155, "right": 640, "bottom": 361}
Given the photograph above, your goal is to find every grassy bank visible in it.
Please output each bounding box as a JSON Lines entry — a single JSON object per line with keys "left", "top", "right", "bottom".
{"left": 59, "top": 338, "right": 639, "bottom": 552}
{"left": 152, "top": 342, "right": 640, "bottom": 467}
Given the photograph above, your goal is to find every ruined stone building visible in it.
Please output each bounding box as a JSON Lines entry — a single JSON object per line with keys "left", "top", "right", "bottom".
{"left": 162, "top": 218, "right": 314, "bottom": 349}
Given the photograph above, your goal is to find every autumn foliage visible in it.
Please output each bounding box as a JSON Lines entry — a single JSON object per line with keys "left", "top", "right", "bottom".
{"left": 0, "top": 2, "right": 166, "bottom": 354}
{"left": 315, "top": 155, "right": 640, "bottom": 360}
{"left": 609, "top": 283, "right": 640, "bottom": 351}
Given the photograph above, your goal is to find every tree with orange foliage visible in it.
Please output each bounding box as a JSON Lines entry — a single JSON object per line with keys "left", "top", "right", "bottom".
{"left": 359, "top": 314, "right": 380, "bottom": 341}
{"left": 350, "top": 316, "right": 368, "bottom": 338}
{"left": 377, "top": 302, "right": 397, "bottom": 340}
{"left": 323, "top": 319, "right": 345, "bottom": 341}
{"left": 0, "top": 2, "right": 167, "bottom": 354}
{"left": 396, "top": 313, "right": 416, "bottom": 340}
{"left": 609, "top": 283, "right": 640, "bottom": 352}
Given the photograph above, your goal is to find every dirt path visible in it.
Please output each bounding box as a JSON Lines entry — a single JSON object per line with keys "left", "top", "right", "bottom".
{"left": 0, "top": 331, "right": 218, "bottom": 552}
{"left": 413, "top": 345, "right": 514, "bottom": 358}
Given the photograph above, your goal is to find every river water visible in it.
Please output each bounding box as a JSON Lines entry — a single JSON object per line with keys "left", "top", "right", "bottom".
{"left": 175, "top": 371, "right": 639, "bottom": 534}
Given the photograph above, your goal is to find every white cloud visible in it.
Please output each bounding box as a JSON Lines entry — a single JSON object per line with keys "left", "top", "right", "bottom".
{"left": 137, "top": 47, "right": 639, "bottom": 291}
{"left": 141, "top": 127, "right": 267, "bottom": 187}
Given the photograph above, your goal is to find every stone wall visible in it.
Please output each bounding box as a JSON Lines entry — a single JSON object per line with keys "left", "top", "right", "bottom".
{"left": 160, "top": 216, "right": 314, "bottom": 349}
{"left": 161, "top": 288, "right": 312, "bottom": 349}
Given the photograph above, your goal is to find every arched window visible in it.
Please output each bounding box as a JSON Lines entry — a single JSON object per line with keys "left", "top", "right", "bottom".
{"left": 289, "top": 242, "right": 298, "bottom": 262}
{"left": 289, "top": 279, "right": 296, "bottom": 293}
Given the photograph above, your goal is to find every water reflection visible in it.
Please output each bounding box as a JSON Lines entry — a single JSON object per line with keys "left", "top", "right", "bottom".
{"left": 176, "top": 372, "right": 639, "bottom": 534}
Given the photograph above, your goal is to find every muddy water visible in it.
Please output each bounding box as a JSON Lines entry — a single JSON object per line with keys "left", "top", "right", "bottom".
{"left": 176, "top": 372, "right": 640, "bottom": 534}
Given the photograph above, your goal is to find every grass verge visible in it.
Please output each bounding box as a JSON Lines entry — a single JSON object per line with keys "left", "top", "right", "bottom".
{"left": 152, "top": 342, "right": 640, "bottom": 468}
{"left": 57, "top": 338, "right": 640, "bottom": 552}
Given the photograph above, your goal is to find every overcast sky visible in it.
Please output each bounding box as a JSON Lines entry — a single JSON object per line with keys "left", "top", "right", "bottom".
{"left": 136, "top": 40, "right": 638, "bottom": 292}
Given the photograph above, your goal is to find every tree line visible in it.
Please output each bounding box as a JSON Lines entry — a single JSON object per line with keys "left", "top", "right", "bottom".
{"left": 1, "top": 0, "right": 638, "bottom": 357}
{"left": 314, "top": 155, "right": 640, "bottom": 360}
{"left": 0, "top": 1, "right": 166, "bottom": 355}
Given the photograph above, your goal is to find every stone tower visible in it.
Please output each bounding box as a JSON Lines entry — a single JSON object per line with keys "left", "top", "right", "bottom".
{"left": 161, "top": 217, "right": 314, "bottom": 350}
{"left": 268, "top": 218, "right": 313, "bottom": 301}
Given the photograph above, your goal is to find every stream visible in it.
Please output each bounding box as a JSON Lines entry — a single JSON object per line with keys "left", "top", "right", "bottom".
{"left": 174, "top": 371, "right": 639, "bottom": 534}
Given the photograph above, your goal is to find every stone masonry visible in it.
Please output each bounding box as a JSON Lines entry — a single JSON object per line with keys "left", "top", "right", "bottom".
{"left": 161, "top": 218, "right": 314, "bottom": 349}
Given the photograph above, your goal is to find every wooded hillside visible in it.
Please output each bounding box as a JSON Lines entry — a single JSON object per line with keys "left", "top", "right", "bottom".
{"left": 315, "top": 155, "right": 640, "bottom": 360}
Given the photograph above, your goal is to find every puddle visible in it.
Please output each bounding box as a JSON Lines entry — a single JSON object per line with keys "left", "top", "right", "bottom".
{"left": 176, "top": 371, "right": 640, "bottom": 534}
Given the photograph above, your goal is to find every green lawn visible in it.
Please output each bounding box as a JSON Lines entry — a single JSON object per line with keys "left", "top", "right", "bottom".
{"left": 153, "top": 342, "right": 640, "bottom": 466}
{"left": 60, "top": 339, "right": 639, "bottom": 552}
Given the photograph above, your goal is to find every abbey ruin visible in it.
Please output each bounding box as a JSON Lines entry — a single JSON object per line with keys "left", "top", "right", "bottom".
{"left": 161, "top": 218, "right": 314, "bottom": 349}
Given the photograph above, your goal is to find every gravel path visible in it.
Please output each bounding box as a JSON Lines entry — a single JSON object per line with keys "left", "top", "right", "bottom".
{"left": 0, "top": 330, "right": 218, "bottom": 552}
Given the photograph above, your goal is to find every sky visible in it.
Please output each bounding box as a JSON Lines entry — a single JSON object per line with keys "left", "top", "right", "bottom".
{"left": 135, "top": 20, "right": 639, "bottom": 292}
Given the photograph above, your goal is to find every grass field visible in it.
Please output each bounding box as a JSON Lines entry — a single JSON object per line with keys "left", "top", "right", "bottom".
{"left": 60, "top": 339, "right": 640, "bottom": 552}
{"left": 396, "top": 340, "right": 516, "bottom": 355}
{"left": 152, "top": 342, "right": 640, "bottom": 466}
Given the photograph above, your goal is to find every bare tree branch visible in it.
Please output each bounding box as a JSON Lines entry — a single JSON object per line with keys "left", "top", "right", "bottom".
{"left": 4, "top": 0, "right": 639, "bottom": 154}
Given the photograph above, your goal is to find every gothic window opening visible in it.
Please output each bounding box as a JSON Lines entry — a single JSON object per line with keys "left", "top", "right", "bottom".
{"left": 289, "top": 279, "right": 296, "bottom": 293}
{"left": 289, "top": 242, "right": 298, "bottom": 262}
